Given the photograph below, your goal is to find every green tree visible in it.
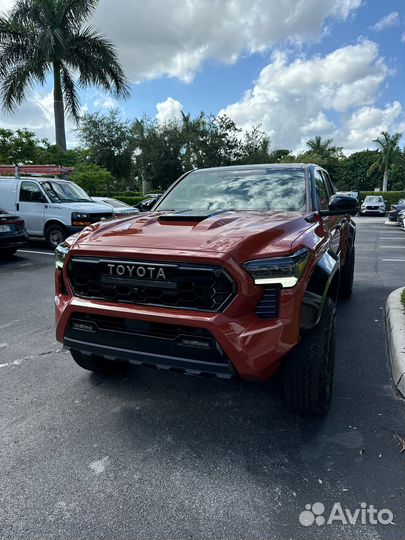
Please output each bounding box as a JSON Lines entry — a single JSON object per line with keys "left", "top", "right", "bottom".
{"left": 0, "top": 128, "right": 40, "bottom": 163}
{"left": 335, "top": 150, "right": 380, "bottom": 191}
{"left": 238, "top": 125, "right": 272, "bottom": 165}
{"left": 78, "top": 110, "right": 136, "bottom": 182}
{"left": 367, "top": 131, "right": 402, "bottom": 191}
{"left": 0, "top": 0, "right": 129, "bottom": 151}
{"left": 304, "top": 136, "right": 343, "bottom": 161}
{"left": 71, "top": 162, "right": 113, "bottom": 194}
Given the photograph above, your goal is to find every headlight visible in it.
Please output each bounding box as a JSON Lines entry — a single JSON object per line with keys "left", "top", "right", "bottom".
{"left": 72, "top": 212, "right": 92, "bottom": 226}
{"left": 55, "top": 242, "right": 69, "bottom": 269}
{"left": 243, "top": 248, "right": 310, "bottom": 288}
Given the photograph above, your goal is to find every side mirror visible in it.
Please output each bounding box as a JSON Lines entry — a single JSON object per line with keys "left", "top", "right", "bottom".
{"left": 384, "top": 200, "right": 388, "bottom": 204}
{"left": 320, "top": 194, "right": 359, "bottom": 217}
{"left": 136, "top": 196, "right": 159, "bottom": 212}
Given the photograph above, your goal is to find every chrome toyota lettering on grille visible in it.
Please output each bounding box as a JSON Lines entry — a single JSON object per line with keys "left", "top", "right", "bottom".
{"left": 107, "top": 264, "right": 166, "bottom": 280}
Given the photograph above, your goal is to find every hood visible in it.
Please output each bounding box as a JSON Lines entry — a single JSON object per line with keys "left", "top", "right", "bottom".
{"left": 47, "top": 202, "right": 113, "bottom": 213}
{"left": 71, "top": 210, "right": 314, "bottom": 261}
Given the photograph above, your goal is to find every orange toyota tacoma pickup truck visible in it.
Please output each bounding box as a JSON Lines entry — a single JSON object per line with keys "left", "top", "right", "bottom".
{"left": 55, "top": 164, "right": 358, "bottom": 416}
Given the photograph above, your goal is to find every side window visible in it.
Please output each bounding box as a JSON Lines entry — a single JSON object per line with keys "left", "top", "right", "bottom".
{"left": 19, "top": 181, "right": 45, "bottom": 203}
{"left": 314, "top": 170, "right": 329, "bottom": 210}
{"left": 321, "top": 170, "right": 335, "bottom": 197}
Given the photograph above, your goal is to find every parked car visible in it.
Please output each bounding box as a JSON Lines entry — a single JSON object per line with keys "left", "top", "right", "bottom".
{"left": 336, "top": 191, "right": 359, "bottom": 200}
{"left": 0, "top": 209, "right": 28, "bottom": 257}
{"left": 91, "top": 197, "right": 140, "bottom": 217}
{"left": 388, "top": 199, "right": 405, "bottom": 222}
{"left": 0, "top": 177, "right": 113, "bottom": 249}
{"left": 136, "top": 194, "right": 162, "bottom": 212}
{"left": 55, "top": 163, "right": 358, "bottom": 417}
{"left": 398, "top": 209, "right": 405, "bottom": 230}
{"left": 360, "top": 195, "right": 386, "bottom": 216}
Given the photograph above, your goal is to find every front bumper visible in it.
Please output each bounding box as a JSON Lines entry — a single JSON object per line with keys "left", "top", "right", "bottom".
{"left": 55, "top": 255, "right": 304, "bottom": 381}
{"left": 361, "top": 207, "right": 385, "bottom": 215}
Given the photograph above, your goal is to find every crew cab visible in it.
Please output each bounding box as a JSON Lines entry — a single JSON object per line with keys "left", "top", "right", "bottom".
{"left": 0, "top": 177, "right": 113, "bottom": 249}
{"left": 55, "top": 164, "right": 358, "bottom": 416}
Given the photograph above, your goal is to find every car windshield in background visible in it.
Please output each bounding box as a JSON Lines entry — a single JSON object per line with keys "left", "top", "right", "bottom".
{"left": 104, "top": 198, "right": 130, "bottom": 208}
{"left": 365, "top": 196, "right": 383, "bottom": 203}
{"left": 156, "top": 168, "right": 307, "bottom": 212}
{"left": 41, "top": 181, "right": 92, "bottom": 203}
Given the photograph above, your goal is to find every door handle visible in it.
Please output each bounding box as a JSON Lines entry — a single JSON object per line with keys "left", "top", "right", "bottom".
{"left": 16, "top": 203, "right": 19, "bottom": 211}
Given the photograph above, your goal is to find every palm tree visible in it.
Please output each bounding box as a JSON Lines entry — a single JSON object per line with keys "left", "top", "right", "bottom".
{"left": 0, "top": 0, "right": 129, "bottom": 151}
{"left": 306, "top": 136, "right": 343, "bottom": 160}
{"left": 367, "top": 131, "right": 402, "bottom": 191}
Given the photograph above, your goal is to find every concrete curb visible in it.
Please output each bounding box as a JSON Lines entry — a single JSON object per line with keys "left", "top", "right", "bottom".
{"left": 386, "top": 287, "right": 405, "bottom": 398}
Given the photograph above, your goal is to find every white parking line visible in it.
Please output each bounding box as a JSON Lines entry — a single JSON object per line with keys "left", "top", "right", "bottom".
{"left": 380, "top": 246, "right": 405, "bottom": 249}
{"left": 18, "top": 249, "right": 54, "bottom": 256}
{"left": 381, "top": 259, "right": 405, "bottom": 262}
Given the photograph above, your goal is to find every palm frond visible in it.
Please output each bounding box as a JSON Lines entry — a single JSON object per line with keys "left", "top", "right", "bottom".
{"left": 67, "top": 26, "right": 130, "bottom": 98}
{"left": 1, "top": 60, "right": 47, "bottom": 112}
{"left": 60, "top": 63, "right": 80, "bottom": 121}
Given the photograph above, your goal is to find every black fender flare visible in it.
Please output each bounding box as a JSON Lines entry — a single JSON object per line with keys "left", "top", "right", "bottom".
{"left": 301, "top": 249, "right": 340, "bottom": 330}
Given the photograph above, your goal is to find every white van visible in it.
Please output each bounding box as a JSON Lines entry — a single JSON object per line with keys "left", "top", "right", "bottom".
{"left": 0, "top": 176, "right": 114, "bottom": 249}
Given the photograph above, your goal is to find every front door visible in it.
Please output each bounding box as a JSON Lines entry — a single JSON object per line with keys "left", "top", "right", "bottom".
{"left": 18, "top": 181, "right": 47, "bottom": 235}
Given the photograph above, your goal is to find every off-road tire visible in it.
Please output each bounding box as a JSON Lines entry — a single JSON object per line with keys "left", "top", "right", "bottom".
{"left": 339, "top": 246, "right": 355, "bottom": 299}
{"left": 45, "top": 224, "right": 66, "bottom": 250}
{"left": 283, "top": 297, "right": 336, "bottom": 416}
{"left": 70, "top": 350, "right": 129, "bottom": 376}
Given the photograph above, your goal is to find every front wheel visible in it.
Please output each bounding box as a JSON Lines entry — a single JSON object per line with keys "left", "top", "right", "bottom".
{"left": 70, "top": 350, "right": 129, "bottom": 376}
{"left": 283, "top": 297, "right": 336, "bottom": 416}
{"left": 45, "top": 224, "right": 66, "bottom": 250}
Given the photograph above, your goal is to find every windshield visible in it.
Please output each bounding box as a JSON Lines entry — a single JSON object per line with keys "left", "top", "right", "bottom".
{"left": 40, "top": 181, "right": 92, "bottom": 203}
{"left": 104, "top": 198, "right": 130, "bottom": 208}
{"left": 156, "top": 168, "right": 307, "bottom": 212}
{"left": 365, "top": 196, "right": 383, "bottom": 203}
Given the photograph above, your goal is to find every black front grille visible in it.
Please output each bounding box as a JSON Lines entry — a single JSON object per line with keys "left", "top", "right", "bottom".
{"left": 67, "top": 257, "right": 236, "bottom": 312}
{"left": 65, "top": 313, "right": 233, "bottom": 377}
{"left": 89, "top": 212, "right": 113, "bottom": 223}
{"left": 255, "top": 286, "right": 279, "bottom": 319}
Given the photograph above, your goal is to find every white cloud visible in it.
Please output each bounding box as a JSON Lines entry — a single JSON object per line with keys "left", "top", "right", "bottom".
{"left": 369, "top": 11, "right": 399, "bottom": 32}
{"left": 0, "top": 90, "right": 77, "bottom": 147}
{"left": 93, "top": 0, "right": 363, "bottom": 82}
{"left": 338, "top": 102, "right": 404, "bottom": 151}
{"left": 155, "top": 97, "right": 183, "bottom": 125}
{"left": 0, "top": 0, "right": 13, "bottom": 12}
{"left": 219, "top": 40, "right": 402, "bottom": 153}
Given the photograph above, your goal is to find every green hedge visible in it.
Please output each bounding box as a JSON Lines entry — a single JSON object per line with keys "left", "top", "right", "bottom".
{"left": 114, "top": 195, "right": 146, "bottom": 205}
{"left": 359, "top": 191, "right": 405, "bottom": 207}
{"left": 94, "top": 191, "right": 142, "bottom": 197}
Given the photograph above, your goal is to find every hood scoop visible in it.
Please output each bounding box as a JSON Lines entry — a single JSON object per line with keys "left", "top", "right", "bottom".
{"left": 158, "top": 209, "right": 229, "bottom": 223}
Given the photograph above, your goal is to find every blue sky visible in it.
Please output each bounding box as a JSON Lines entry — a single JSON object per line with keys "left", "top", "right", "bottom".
{"left": 129, "top": 1, "right": 404, "bottom": 120}
{"left": 0, "top": 0, "right": 403, "bottom": 153}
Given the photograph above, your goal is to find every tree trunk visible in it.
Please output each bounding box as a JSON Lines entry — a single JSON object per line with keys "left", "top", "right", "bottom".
{"left": 382, "top": 168, "right": 388, "bottom": 191}
{"left": 53, "top": 63, "right": 66, "bottom": 151}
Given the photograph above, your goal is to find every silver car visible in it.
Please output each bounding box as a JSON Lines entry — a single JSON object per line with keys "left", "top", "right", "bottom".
{"left": 91, "top": 197, "right": 140, "bottom": 217}
{"left": 398, "top": 209, "right": 405, "bottom": 230}
{"left": 360, "top": 195, "right": 386, "bottom": 216}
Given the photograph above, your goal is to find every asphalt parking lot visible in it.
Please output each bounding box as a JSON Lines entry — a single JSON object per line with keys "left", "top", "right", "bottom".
{"left": 0, "top": 216, "right": 404, "bottom": 540}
